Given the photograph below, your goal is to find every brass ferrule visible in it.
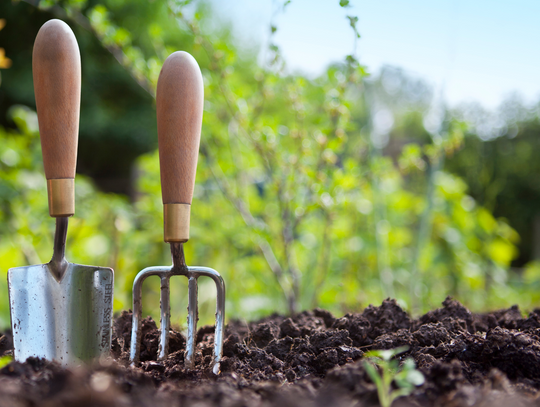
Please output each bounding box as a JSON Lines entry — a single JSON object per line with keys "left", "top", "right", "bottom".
{"left": 164, "top": 203, "right": 191, "bottom": 242}
{"left": 47, "top": 178, "right": 75, "bottom": 217}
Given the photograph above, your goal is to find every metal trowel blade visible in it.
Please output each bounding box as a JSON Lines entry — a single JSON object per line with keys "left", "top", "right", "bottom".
{"left": 8, "top": 262, "right": 113, "bottom": 365}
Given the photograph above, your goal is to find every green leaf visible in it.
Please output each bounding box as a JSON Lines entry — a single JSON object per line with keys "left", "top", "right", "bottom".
{"left": 402, "top": 358, "right": 416, "bottom": 371}
{"left": 363, "top": 360, "right": 383, "bottom": 387}
{"left": 339, "top": 0, "right": 350, "bottom": 7}
{"left": 0, "top": 355, "right": 12, "bottom": 369}
{"left": 345, "top": 54, "right": 357, "bottom": 65}
{"left": 347, "top": 15, "right": 361, "bottom": 38}
{"left": 357, "top": 65, "right": 370, "bottom": 77}
{"left": 406, "top": 369, "right": 425, "bottom": 386}
{"left": 378, "top": 346, "right": 409, "bottom": 361}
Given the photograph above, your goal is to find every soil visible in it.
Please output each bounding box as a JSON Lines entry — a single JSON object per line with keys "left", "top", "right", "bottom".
{"left": 2, "top": 297, "right": 540, "bottom": 406}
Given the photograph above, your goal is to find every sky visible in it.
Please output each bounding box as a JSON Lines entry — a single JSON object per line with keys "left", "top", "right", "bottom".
{"left": 210, "top": 0, "right": 540, "bottom": 109}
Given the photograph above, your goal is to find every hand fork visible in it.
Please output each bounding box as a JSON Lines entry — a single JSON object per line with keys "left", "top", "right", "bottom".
{"left": 129, "top": 51, "right": 225, "bottom": 374}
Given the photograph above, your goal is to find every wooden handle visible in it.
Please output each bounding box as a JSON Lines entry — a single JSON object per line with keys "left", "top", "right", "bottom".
{"left": 33, "top": 19, "right": 80, "bottom": 217}
{"left": 156, "top": 51, "right": 204, "bottom": 242}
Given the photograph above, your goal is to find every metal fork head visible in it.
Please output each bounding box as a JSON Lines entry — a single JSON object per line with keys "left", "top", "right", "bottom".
{"left": 129, "top": 244, "right": 225, "bottom": 375}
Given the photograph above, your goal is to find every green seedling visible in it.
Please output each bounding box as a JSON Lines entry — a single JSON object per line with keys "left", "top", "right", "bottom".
{"left": 363, "top": 346, "right": 425, "bottom": 407}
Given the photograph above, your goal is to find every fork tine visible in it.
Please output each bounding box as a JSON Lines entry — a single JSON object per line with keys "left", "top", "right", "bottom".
{"left": 130, "top": 267, "right": 168, "bottom": 365}
{"left": 185, "top": 275, "right": 199, "bottom": 369}
{"left": 158, "top": 275, "right": 171, "bottom": 361}
{"left": 188, "top": 267, "right": 226, "bottom": 374}
{"left": 212, "top": 273, "right": 226, "bottom": 375}
{"left": 130, "top": 277, "right": 144, "bottom": 365}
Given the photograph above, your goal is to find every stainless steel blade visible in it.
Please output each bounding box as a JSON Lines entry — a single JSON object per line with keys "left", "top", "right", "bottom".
{"left": 8, "top": 262, "right": 113, "bottom": 365}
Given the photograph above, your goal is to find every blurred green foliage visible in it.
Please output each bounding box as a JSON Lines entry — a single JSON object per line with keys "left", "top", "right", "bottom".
{"left": 447, "top": 99, "right": 540, "bottom": 267}
{"left": 0, "top": 0, "right": 157, "bottom": 194}
{"left": 0, "top": 0, "right": 537, "bottom": 331}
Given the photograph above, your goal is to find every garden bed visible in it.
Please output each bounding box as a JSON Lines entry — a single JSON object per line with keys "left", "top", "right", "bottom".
{"left": 1, "top": 297, "right": 540, "bottom": 406}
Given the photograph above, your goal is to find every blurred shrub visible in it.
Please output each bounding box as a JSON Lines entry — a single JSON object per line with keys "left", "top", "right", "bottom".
{"left": 447, "top": 98, "right": 540, "bottom": 267}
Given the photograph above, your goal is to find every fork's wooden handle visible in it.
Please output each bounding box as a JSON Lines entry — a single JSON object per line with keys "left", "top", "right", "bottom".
{"left": 156, "top": 51, "right": 204, "bottom": 242}
{"left": 33, "top": 19, "right": 80, "bottom": 217}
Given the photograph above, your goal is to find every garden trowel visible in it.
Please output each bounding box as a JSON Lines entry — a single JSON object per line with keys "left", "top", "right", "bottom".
{"left": 7, "top": 19, "right": 114, "bottom": 365}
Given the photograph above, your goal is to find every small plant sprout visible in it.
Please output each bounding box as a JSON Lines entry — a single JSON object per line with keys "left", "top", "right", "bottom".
{"left": 363, "top": 346, "right": 425, "bottom": 407}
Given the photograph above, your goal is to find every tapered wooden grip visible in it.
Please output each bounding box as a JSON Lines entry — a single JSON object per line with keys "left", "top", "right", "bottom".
{"left": 157, "top": 51, "right": 204, "bottom": 206}
{"left": 33, "top": 19, "right": 80, "bottom": 181}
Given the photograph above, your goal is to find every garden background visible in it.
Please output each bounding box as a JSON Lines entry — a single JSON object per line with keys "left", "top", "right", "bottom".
{"left": 0, "top": 0, "right": 539, "bottom": 329}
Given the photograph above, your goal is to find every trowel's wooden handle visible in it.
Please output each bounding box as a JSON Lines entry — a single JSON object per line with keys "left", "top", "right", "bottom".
{"left": 33, "top": 19, "right": 81, "bottom": 217}
{"left": 156, "top": 51, "right": 204, "bottom": 242}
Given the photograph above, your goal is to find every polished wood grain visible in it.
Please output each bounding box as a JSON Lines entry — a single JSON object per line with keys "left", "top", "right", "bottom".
{"left": 33, "top": 19, "right": 80, "bottom": 180}
{"left": 157, "top": 51, "right": 204, "bottom": 205}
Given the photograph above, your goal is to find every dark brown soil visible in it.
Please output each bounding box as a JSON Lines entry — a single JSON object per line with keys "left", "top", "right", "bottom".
{"left": 2, "top": 297, "right": 540, "bottom": 406}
